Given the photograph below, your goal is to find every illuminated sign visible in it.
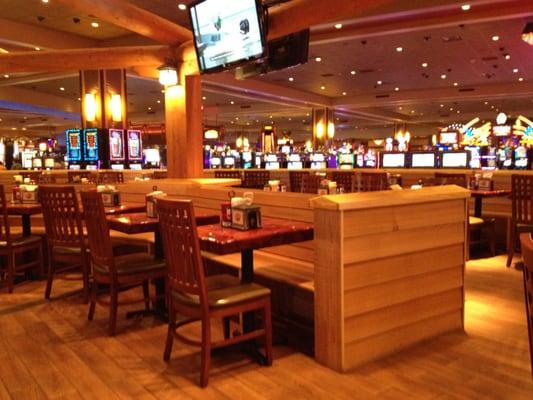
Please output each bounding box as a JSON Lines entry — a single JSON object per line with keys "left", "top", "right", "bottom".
{"left": 493, "top": 125, "right": 511, "bottom": 136}
{"left": 439, "top": 132, "right": 458, "bottom": 144}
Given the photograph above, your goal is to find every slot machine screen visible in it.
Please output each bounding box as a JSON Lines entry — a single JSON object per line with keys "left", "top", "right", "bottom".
{"left": 21, "top": 151, "right": 33, "bottom": 169}
{"left": 44, "top": 158, "right": 55, "bottom": 168}
{"left": 127, "top": 130, "right": 143, "bottom": 161}
{"left": 381, "top": 153, "right": 406, "bottom": 168}
{"left": 111, "top": 164, "right": 125, "bottom": 170}
{"left": 339, "top": 154, "right": 354, "bottom": 164}
{"left": 109, "top": 129, "right": 125, "bottom": 161}
{"left": 66, "top": 129, "right": 82, "bottom": 161}
{"left": 223, "top": 157, "right": 235, "bottom": 166}
{"left": 411, "top": 153, "right": 436, "bottom": 168}
{"left": 242, "top": 152, "right": 252, "bottom": 162}
{"left": 281, "top": 145, "right": 291, "bottom": 154}
{"left": 144, "top": 148, "right": 161, "bottom": 164}
{"left": 441, "top": 151, "right": 469, "bottom": 168}
{"left": 83, "top": 128, "right": 99, "bottom": 161}
{"left": 210, "top": 157, "right": 221, "bottom": 168}
{"left": 32, "top": 158, "right": 42, "bottom": 168}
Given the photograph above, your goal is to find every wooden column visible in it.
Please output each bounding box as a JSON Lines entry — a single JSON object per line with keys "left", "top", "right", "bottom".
{"left": 165, "top": 72, "right": 203, "bottom": 178}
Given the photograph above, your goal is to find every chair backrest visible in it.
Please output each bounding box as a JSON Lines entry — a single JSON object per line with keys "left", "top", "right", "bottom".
{"left": 242, "top": 171, "right": 270, "bottom": 189}
{"left": 301, "top": 174, "right": 322, "bottom": 194}
{"left": 0, "top": 185, "right": 12, "bottom": 246}
{"left": 40, "top": 185, "right": 85, "bottom": 250}
{"left": 80, "top": 190, "right": 115, "bottom": 273}
{"left": 519, "top": 233, "right": 533, "bottom": 368}
{"left": 68, "top": 171, "right": 95, "bottom": 183}
{"left": 359, "top": 172, "right": 389, "bottom": 192}
{"left": 512, "top": 174, "right": 533, "bottom": 225}
{"left": 98, "top": 171, "right": 124, "bottom": 184}
{"left": 289, "top": 171, "right": 309, "bottom": 193}
{"left": 331, "top": 171, "right": 354, "bottom": 193}
{"left": 434, "top": 173, "right": 468, "bottom": 188}
{"left": 214, "top": 170, "right": 242, "bottom": 180}
{"left": 157, "top": 198, "right": 208, "bottom": 308}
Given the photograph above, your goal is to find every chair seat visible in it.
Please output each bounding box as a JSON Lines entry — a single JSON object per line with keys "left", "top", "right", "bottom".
{"left": 0, "top": 235, "right": 42, "bottom": 248}
{"left": 172, "top": 274, "right": 270, "bottom": 309}
{"left": 93, "top": 252, "right": 166, "bottom": 276}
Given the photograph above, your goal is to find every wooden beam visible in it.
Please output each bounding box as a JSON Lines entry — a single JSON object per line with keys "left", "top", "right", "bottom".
{"left": 0, "top": 46, "right": 168, "bottom": 74}
{"left": 0, "top": 72, "right": 78, "bottom": 87}
{"left": 53, "top": 0, "right": 192, "bottom": 46}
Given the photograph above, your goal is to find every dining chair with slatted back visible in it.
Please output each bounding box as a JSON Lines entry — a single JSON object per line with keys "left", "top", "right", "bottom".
{"left": 0, "top": 185, "right": 43, "bottom": 293}
{"left": 331, "top": 171, "right": 355, "bottom": 193}
{"left": 359, "top": 172, "right": 389, "bottom": 192}
{"left": 435, "top": 172, "right": 468, "bottom": 188}
{"left": 519, "top": 232, "right": 533, "bottom": 379}
{"left": 98, "top": 171, "right": 124, "bottom": 184}
{"left": 80, "top": 190, "right": 165, "bottom": 335}
{"left": 158, "top": 198, "right": 272, "bottom": 387}
{"left": 40, "top": 185, "right": 89, "bottom": 301}
{"left": 242, "top": 170, "right": 270, "bottom": 189}
{"left": 289, "top": 170, "right": 309, "bottom": 193}
{"left": 508, "top": 175, "right": 533, "bottom": 267}
{"left": 68, "top": 170, "right": 95, "bottom": 183}
{"left": 300, "top": 174, "right": 322, "bottom": 194}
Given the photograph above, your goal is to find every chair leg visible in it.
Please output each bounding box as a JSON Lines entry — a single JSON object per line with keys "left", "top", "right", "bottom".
{"left": 44, "top": 256, "right": 54, "bottom": 299}
{"left": 222, "top": 317, "right": 231, "bottom": 340}
{"left": 37, "top": 241, "right": 44, "bottom": 278}
{"left": 142, "top": 280, "right": 151, "bottom": 311}
{"left": 88, "top": 281, "right": 97, "bottom": 321}
{"left": 82, "top": 254, "right": 91, "bottom": 304}
{"left": 507, "top": 226, "right": 515, "bottom": 267}
{"left": 108, "top": 284, "right": 118, "bottom": 336}
{"left": 6, "top": 254, "right": 14, "bottom": 294}
{"left": 263, "top": 300, "right": 273, "bottom": 367}
{"left": 163, "top": 304, "right": 175, "bottom": 362}
{"left": 489, "top": 222, "right": 496, "bottom": 257}
{"left": 200, "top": 318, "right": 211, "bottom": 388}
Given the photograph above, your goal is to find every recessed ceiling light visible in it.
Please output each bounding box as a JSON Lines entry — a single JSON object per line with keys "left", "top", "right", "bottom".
{"left": 440, "top": 104, "right": 444, "bottom": 107}
{"left": 178, "top": 3, "right": 187, "bottom": 10}
{"left": 59, "top": 87, "right": 65, "bottom": 91}
{"left": 492, "top": 35, "right": 499, "bottom": 41}
{"left": 77, "top": 97, "right": 81, "bottom": 101}
{"left": 21, "top": 127, "right": 26, "bottom": 131}
{"left": 148, "top": 107, "right": 152, "bottom": 110}
{"left": 461, "top": 4, "right": 470, "bottom": 11}
{"left": 441, "top": 74, "right": 447, "bottom": 79}
{"left": 453, "top": 82, "right": 458, "bottom": 86}
{"left": 504, "top": 54, "right": 511, "bottom": 60}
{"left": 11, "top": 127, "right": 16, "bottom": 130}
{"left": 396, "top": 47, "right": 403, "bottom": 52}
{"left": 491, "top": 105, "right": 495, "bottom": 109}
{"left": 334, "top": 23, "right": 342, "bottom": 29}
{"left": 156, "top": 100, "right": 161, "bottom": 104}
{"left": 519, "top": 77, "right": 524, "bottom": 82}
{"left": 202, "top": 96, "right": 206, "bottom": 100}
{"left": 3, "top": 74, "right": 9, "bottom": 78}
{"left": 288, "top": 77, "right": 294, "bottom": 82}
{"left": 350, "top": 70, "right": 356, "bottom": 75}
{"left": 34, "top": 47, "right": 41, "bottom": 51}
{"left": 315, "top": 57, "right": 322, "bottom": 62}
{"left": 513, "top": 68, "right": 519, "bottom": 73}
{"left": 42, "top": 0, "right": 49, "bottom": 3}
{"left": 398, "top": 106, "right": 402, "bottom": 110}
{"left": 450, "top": 107, "right": 454, "bottom": 111}
{"left": 320, "top": 85, "right": 326, "bottom": 90}
{"left": 394, "top": 87, "right": 399, "bottom": 91}
{"left": 457, "top": 110, "right": 460, "bottom": 114}
{"left": 306, "top": 113, "right": 310, "bottom": 116}
{"left": 421, "top": 62, "right": 428, "bottom": 68}
{"left": 230, "top": 101, "right": 235, "bottom": 105}
{"left": 484, "top": 101, "right": 488, "bottom": 105}
{"left": 91, "top": 22, "right": 99, "bottom": 28}
{"left": 342, "top": 92, "right": 347, "bottom": 96}
{"left": 377, "top": 80, "right": 382, "bottom": 85}
{"left": 411, "top": 110, "right": 415, "bottom": 114}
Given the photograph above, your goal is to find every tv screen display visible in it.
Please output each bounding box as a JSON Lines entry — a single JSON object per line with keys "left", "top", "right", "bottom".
{"left": 189, "top": 0, "right": 266, "bottom": 74}
{"left": 442, "top": 152, "right": 468, "bottom": 168}
{"left": 382, "top": 153, "right": 406, "bottom": 168}
{"left": 411, "top": 153, "right": 436, "bottom": 168}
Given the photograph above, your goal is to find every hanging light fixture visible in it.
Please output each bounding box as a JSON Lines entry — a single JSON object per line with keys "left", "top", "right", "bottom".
{"left": 522, "top": 22, "right": 533, "bottom": 45}
{"left": 158, "top": 61, "right": 178, "bottom": 86}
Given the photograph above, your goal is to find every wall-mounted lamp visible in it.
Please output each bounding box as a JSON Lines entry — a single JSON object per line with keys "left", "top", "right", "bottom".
{"left": 158, "top": 62, "right": 178, "bottom": 86}
{"left": 316, "top": 121, "right": 324, "bottom": 138}
{"left": 327, "top": 121, "right": 335, "bottom": 139}
{"left": 204, "top": 129, "right": 219, "bottom": 139}
{"left": 84, "top": 93, "right": 97, "bottom": 122}
{"left": 110, "top": 93, "right": 122, "bottom": 122}
{"left": 522, "top": 22, "right": 533, "bottom": 45}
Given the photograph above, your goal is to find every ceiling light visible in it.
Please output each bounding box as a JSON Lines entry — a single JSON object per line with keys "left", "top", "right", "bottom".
{"left": 513, "top": 68, "right": 519, "bottom": 73}
{"left": 202, "top": 96, "right": 206, "bottom": 100}
{"left": 461, "top": 4, "right": 470, "bottom": 11}
{"left": 440, "top": 104, "right": 444, "bottom": 107}
{"left": 178, "top": 3, "right": 187, "bottom": 10}
{"left": 342, "top": 92, "right": 347, "bottom": 96}
{"left": 522, "top": 22, "right": 533, "bottom": 45}
{"left": 315, "top": 57, "right": 322, "bottom": 62}
{"left": 288, "top": 77, "right": 294, "bottom": 82}
{"left": 77, "top": 97, "right": 81, "bottom": 101}
{"left": 453, "top": 82, "right": 458, "bottom": 86}
{"left": 350, "top": 70, "right": 356, "bottom": 75}
{"left": 3, "top": 74, "right": 9, "bottom": 78}
{"left": 450, "top": 107, "right": 454, "bottom": 111}
{"left": 334, "top": 23, "right": 342, "bottom": 29}
{"left": 34, "top": 47, "right": 41, "bottom": 51}
{"left": 457, "top": 110, "right": 460, "bottom": 114}
{"left": 492, "top": 35, "right": 499, "bottom": 41}
{"left": 398, "top": 107, "right": 402, "bottom": 110}
{"left": 42, "top": 0, "right": 49, "bottom": 3}
{"left": 394, "top": 87, "right": 399, "bottom": 91}
{"left": 21, "top": 127, "right": 26, "bottom": 131}
{"left": 156, "top": 100, "right": 161, "bottom": 104}
{"left": 411, "top": 110, "right": 415, "bottom": 114}
{"left": 320, "top": 85, "right": 326, "bottom": 90}
{"left": 0, "top": 48, "right": 8, "bottom": 54}
{"left": 484, "top": 101, "right": 488, "bottom": 105}
{"left": 157, "top": 62, "right": 178, "bottom": 86}
{"left": 504, "top": 54, "right": 511, "bottom": 60}
{"left": 377, "top": 80, "right": 382, "bottom": 85}
{"left": 59, "top": 87, "right": 65, "bottom": 91}
{"left": 441, "top": 74, "right": 447, "bottom": 79}
{"left": 91, "top": 22, "right": 99, "bottom": 28}
{"left": 230, "top": 101, "right": 235, "bottom": 104}
{"left": 396, "top": 47, "right": 403, "bottom": 52}
{"left": 421, "top": 62, "right": 428, "bottom": 68}
{"left": 519, "top": 77, "right": 524, "bottom": 82}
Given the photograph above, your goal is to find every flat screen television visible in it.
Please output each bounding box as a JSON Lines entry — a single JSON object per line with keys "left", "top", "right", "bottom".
{"left": 411, "top": 152, "right": 436, "bottom": 168}
{"left": 381, "top": 153, "right": 406, "bottom": 168}
{"left": 440, "top": 151, "right": 469, "bottom": 168}
{"left": 189, "top": 0, "right": 267, "bottom": 74}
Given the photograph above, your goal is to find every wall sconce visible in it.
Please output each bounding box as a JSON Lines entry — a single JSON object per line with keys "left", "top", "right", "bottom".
{"left": 316, "top": 121, "right": 324, "bottom": 138}
{"left": 522, "top": 22, "right": 533, "bottom": 45}
{"left": 84, "top": 93, "right": 97, "bottom": 122}
{"left": 327, "top": 121, "right": 335, "bottom": 138}
{"left": 110, "top": 93, "right": 122, "bottom": 122}
{"left": 158, "top": 62, "right": 178, "bottom": 86}
{"left": 204, "top": 129, "right": 219, "bottom": 139}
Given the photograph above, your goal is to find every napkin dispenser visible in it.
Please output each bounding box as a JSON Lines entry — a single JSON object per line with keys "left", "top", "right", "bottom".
{"left": 20, "top": 185, "right": 39, "bottom": 204}
{"left": 97, "top": 185, "right": 121, "bottom": 207}
{"left": 231, "top": 204, "right": 262, "bottom": 231}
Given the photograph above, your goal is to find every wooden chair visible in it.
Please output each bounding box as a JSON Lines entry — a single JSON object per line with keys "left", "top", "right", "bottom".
{"left": 242, "top": 171, "right": 270, "bottom": 189}
{"left": 214, "top": 170, "right": 242, "bottom": 180}
{"left": 331, "top": 171, "right": 354, "bottom": 193}
{"left": 300, "top": 174, "right": 322, "bottom": 194}
{"left": 508, "top": 175, "right": 533, "bottom": 267}
{"left": 359, "top": 172, "right": 389, "bottom": 192}
{"left": 98, "top": 171, "right": 124, "bottom": 184}
{"left": 40, "top": 185, "right": 90, "bottom": 301}
{"left": 158, "top": 198, "right": 272, "bottom": 387}
{"left": 435, "top": 172, "right": 468, "bottom": 188}
{"left": 80, "top": 190, "right": 166, "bottom": 336}
{"left": 0, "top": 185, "right": 43, "bottom": 293}
{"left": 68, "top": 170, "right": 95, "bottom": 184}
{"left": 519, "top": 232, "right": 533, "bottom": 379}
{"left": 289, "top": 171, "right": 309, "bottom": 193}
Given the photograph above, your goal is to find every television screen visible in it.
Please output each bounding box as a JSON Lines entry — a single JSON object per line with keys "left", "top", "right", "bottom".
{"left": 442, "top": 152, "right": 468, "bottom": 168}
{"left": 339, "top": 154, "right": 354, "bottom": 164}
{"left": 382, "top": 153, "right": 406, "bottom": 168}
{"left": 189, "top": 0, "right": 266, "bottom": 74}
{"left": 411, "top": 153, "right": 436, "bottom": 168}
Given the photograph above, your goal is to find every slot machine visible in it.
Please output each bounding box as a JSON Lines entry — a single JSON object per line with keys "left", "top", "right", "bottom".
{"left": 241, "top": 151, "right": 253, "bottom": 169}
{"left": 223, "top": 156, "right": 236, "bottom": 169}
{"left": 310, "top": 153, "right": 327, "bottom": 169}
{"left": 107, "top": 128, "right": 126, "bottom": 170}
{"left": 264, "top": 153, "right": 280, "bottom": 170}
{"left": 338, "top": 152, "right": 355, "bottom": 169}
{"left": 83, "top": 128, "right": 100, "bottom": 170}
{"left": 66, "top": 129, "right": 83, "bottom": 170}
{"left": 126, "top": 129, "right": 143, "bottom": 170}
{"left": 513, "top": 145, "right": 530, "bottom": 169}
{"left": 364, "top": 149, "right": 378, "bottom": 168}
{"left": 287, "top": 153, "right": 303, "bottom": 170}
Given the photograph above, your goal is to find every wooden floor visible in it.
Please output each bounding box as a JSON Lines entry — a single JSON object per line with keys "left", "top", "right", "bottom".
{"left": 1, "top": 255, "right": 532, "bottom": 399}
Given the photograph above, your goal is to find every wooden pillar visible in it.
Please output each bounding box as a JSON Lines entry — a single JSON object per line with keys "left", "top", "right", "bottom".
{"left": 165, "top": 74, "right": 203, "bottom": 178}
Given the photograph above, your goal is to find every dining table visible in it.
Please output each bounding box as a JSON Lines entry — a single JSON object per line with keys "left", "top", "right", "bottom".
{"left": 470, "top": 189, "right": 511, "bottom": 217}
